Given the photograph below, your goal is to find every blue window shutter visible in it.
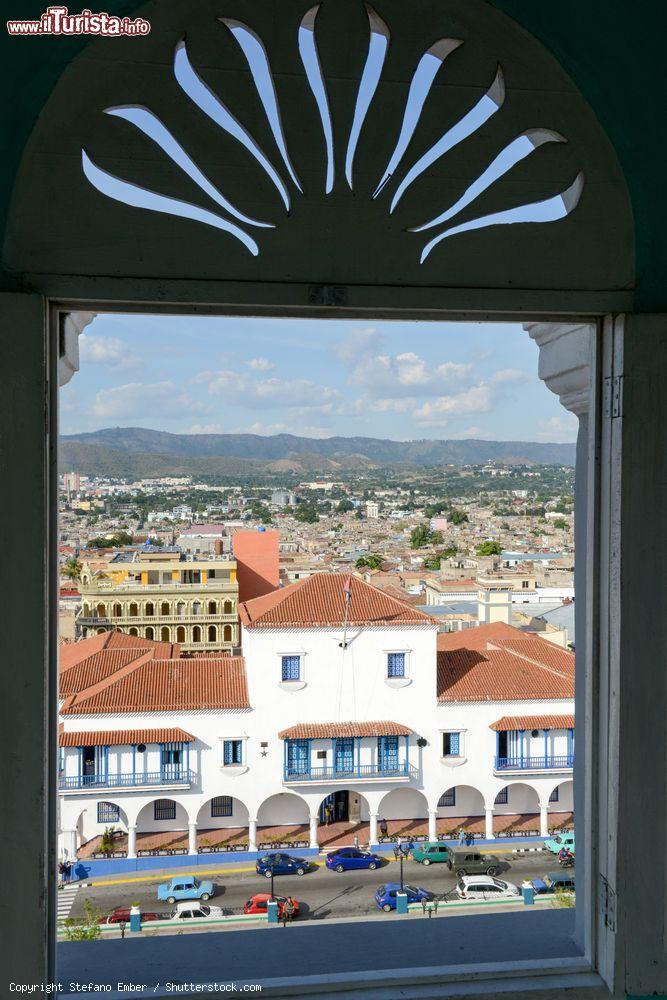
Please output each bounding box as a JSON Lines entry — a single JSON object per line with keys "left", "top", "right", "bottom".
{"left": 282, "top": 655, "right": 301, "bottom": 681}
{"left": 449, "top": 732, "right": 460, "bottom": 755}
{"left": 387, "top": 652, "right": 405, "bottom": 677}
{"left": 223, "top": 741, "right": 232, "bottom": 765}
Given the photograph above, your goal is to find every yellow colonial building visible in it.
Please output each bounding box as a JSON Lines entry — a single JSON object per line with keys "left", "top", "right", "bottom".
{"left": 76, "top": 547, "right": 239, "bottom": 653}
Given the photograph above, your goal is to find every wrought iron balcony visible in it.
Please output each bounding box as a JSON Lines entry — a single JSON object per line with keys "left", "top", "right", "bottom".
{"left": 58, "top": 769, "right": 196, "bottom": 792}
{"left": 283, "top": 761, "right": 418, "bottom": 783}
{"left": 494, "top": 755, "right": 574, "bottom": 772}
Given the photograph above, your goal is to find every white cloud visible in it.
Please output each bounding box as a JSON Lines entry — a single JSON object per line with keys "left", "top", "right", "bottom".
{"left": 246, "top": 357, "right": 275, "bottom": 371}
{"left": 489, "top": 368, "right": 530, "bottom": 384}
{"left": 79, "top": 334, "right": 141, "bottom": 371}
{"left": 91, "top": 381, "right": 200, "bottom": 419}
{"left": 187, "top": 423, "right": 223, "bottom": 434}
{"left": 334, "top": 327, "right": 384, "bottom": 366}
{"left": 235, "top": 421, "right": 331, "bottom": 439}
{"left": 346, "top": 346, "right": 472, "bottom": 400}
{"left": 193, "top": 369, "right": 339, "bottom": 410}
{"left": 535, "top": 414, "right": 578, "bottom": 442}
{"left": 412, "top": 384, "right": 495, "bottom": 426}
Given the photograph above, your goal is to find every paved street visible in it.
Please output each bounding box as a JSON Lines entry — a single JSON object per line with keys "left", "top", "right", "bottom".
{"left": 69, "top": 851, "right": 567, "bottom": 926}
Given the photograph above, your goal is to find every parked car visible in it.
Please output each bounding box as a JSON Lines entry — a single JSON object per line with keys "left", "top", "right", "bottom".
{"left": 243, "top": 893, "right": 301, "bottom": 918}
{"left": 170, "top": 901, "right": 225, "bottom": 922}
{"left": 456, "top": 876, "right": 520, "bottom": 900}
{"left": 446, "top": 849, "right": 502, "bottom": 876}
{"left": 412, "top": 842, "right": 450, "bottom": 866}
{"left": 530, "top": 872, "right": 575, "bottom": 894}
{"left": 255, "top": 853, "right": 309, "bottom": 877}
{"left": 544, "top": 832, "right": 575, "bottom": 855}
{"left": 325, "top": 848, "right": 383, "bottom": 872}
{"left": 156, "top": 875, "right": 214, "bottom": 903}
{"left": 100, "top": 906, "right": 160, "bottom": 925}
{"left": 374, "top": 882, "right": 433, "bottom": 912}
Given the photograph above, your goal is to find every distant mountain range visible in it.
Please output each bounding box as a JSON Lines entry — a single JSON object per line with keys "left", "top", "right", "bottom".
{"left": 59, "top": 428, "right": 575, "bottom": 478}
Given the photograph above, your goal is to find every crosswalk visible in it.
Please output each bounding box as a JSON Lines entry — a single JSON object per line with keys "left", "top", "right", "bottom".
{"left": 57, "top": 884, "right": 79, "bottom": 922}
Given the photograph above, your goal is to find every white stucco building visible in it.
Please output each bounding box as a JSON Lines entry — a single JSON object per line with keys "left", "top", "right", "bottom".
{"left": 58, "top": 574, "right": 574, "bottom": 860}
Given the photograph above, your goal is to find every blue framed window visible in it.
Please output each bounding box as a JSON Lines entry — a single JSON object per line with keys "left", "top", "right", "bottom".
{"left": 286, "top": 739, "right": 310, "bottom": 775}
{"left": 223, "top": 739, "right": 243, "bottom": 765}
{"left": 549, "top": 786, "right": 559, "bottom": 803}
{"left": 442, "top": 731, "right": 461, "bottom": 756}
{"left": 334, "top": 738, "right": 354, "bottom": 773}
{"left": 97, "top": 801, "right": 120, "bottom": 823}
{"left": 154, "top": 799, "right": 176, "bottom": 821}
{"left": 387, "top": 652, "right": 405, "bottom": 677}
{"left": 494, "top": 787, "right": 508, "bottom": 805}
{"left": 211, "top": 795, "right": 233, "bottom": 818}
{"left": 281, "top": 655, "right": 301, "bottom": 681}
{"left": 378, "top": 735, "right": 399, "bottom": 772}
{"left": 438, "top": 788, "right": 456, "bottom": 807}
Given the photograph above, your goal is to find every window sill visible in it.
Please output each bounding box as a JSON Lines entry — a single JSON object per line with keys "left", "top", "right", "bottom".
{"left": 278, "top": 680, "right": 306, "bottom": 691}
{"left": 385, "top": 676, "right": 411, "bottom": 688}
{"left": 219, "top": 764, "right": 248, "bottom": 776}
{"left": 440, "top": 755, "right": 467, "bottom": 768}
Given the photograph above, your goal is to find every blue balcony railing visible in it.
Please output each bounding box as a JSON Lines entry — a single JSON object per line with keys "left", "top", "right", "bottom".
{"left": 284, "top": 761, "right": 418, "bottom": 782}
{"left": 494, "top": 755, "right": 574, "bottom": 771}
{"left": 58, "top": 770, "right": 196, "bottom": 790}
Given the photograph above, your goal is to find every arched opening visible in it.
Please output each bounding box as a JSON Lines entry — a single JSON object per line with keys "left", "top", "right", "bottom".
{"left": 82, "top": 603, "right": 90, "bottom": 617}
{"left": 145, "top": 626, "right": 154, "bottom": 640}
{"left": 207, "top": 624, "right": 217, "bottom": 643}
{"left": 223, "top": 625, "right": 232, "bottom": 642}
{"left": 176, "top": 601, "right": 186, "bottom": 618}
{"left": 132, "top": 799, "right": 190, "bottom": 855}
{"left": 176, "top": 625, "right": 186, "bottom": 643}
{"left": 194, "top": 796, "right": 250, "bottom": 852}
{"left": 96, "top": 603, "right": 106, "bottom": 618}
{"left": 492, "top": 782, "right": 541, "bottom": 836}
{"left": 160, "top": 626, "right": 170, "bottom": 642}
{"left": 377, "top": 788, "right": 429, "bottom": 840}
{"left": 112, "top": 603, "right": 122, "bottom": 617}
{"left": 547, "top": 779, "right": 574, "bottom": 833}
{"left": 435, "top": 784, "right": 485, "bottom": 839}
{"left": 192, "top": 625, "right": 202, "bottom": 643}
{"left": 160, "top": 601, "right": 170, "bottom": 616}
{"left": 208, "top": 600, "right": 217, "bottom": 615}
{"left": 257, "top": 792, "right": 309, "bottom": 848}
{"left": 223, "top": 601, "right": 233, "bottom": 615}
{"left": 145, "top": 602, "right": 154, "bottom": 617}
{"left": 128, "top": 627, "right": 138, "bottom": 636}
{"left": 192, "top": 601, "right": 202, "bottom": 617}
{"left": 67, "top": 802, "right": 130, "bottom": 860}
{"left": 315, "top": 789, "right": 373, "bottom": 847}
{"left": 129, "top": 602, "right": 138, "bottom": 617}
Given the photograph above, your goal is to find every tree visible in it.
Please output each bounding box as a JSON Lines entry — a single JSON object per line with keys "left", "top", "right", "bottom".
{"left": 410, "top": 524, "right": 430, "bottom": 549}
{"left": 336, "top": 498, "right": 355, "bottom": 513}
{"left": 294, "top": 505, "right": 318, "bottom": 524}
{"left": 553, "top": 517, "right": 567, "bottom": 530}
{"left": 62, "top": 898, "right": 103, "bottom": 942}
{"left": 448, "top": 509, "right": 469, "bottom": 525}
{"left": 476, "top": 540, "right": 502, "bottom": 556}
{"left": 356, "top": 554, "right": 384, "bottom": 570}
{"left": 62, "top": 556, "right": 82, "bottom": 581}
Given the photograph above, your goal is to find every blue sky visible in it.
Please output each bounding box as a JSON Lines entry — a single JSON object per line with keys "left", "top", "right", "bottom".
{"left": 59, "top": 315, "right": 577, "bottom": 443}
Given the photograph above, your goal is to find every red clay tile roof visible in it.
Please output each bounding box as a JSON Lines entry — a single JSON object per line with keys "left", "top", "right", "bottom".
{"left": 59, "top": 648, "right": 148, "bottom": 697}
{"left": 437, "top": 624, "right": 574, "bottom": 702}
{"left": 58, "top": 727, "right": 195, "bottom": 746}
{"left": 239, "top": 573, "right": 437, "bottom": 628}
{"left": 489, "top": 714, "right": 575, "bottom": 731}
{"left": 278, "top": 721, "right": 412, "bottom": 739}
{"left": 59, "top": 630, "right": 177, "bottom": 670}
{"left": 60, "top": 656, "right": 250, "bottom": 714}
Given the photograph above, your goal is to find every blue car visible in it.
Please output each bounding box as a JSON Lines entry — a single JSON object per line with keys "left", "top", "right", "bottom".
{"left": 326, "top": 848, "right": 383, "bottom": 873}
{"left": 256, "top": 853, "right": 310, "bottom": 878}
{"left": 374, "top": 882, "right": 433, "bottom": 912}
{"left": 156, "top": 875, "right": 213, "bottom": 903}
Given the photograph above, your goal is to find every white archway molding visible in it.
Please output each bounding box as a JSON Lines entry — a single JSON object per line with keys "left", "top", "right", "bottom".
{"left": 58, "top": 311, "right": 96, "bottom": 387}
{"left": 523, "top": 321, "right": 594, "bottom": 418}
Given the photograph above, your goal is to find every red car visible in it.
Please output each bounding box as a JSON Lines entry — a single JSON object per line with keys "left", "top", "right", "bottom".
{"left": 100, "top": 906, "right": 160, "bottom": 925}
{"left": 243, "top": 893, "right": 300, "bottom": 918}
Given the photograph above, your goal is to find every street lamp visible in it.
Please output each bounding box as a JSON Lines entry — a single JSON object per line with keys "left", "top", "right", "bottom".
{"left": 394, "top": 841, "right": 411, "bottom": 891}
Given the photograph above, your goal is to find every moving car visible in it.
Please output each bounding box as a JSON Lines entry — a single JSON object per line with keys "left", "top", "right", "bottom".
{"left": 325, "top": 848, "right": 382, "bottom": 872}
{"left": 256, "top": 853, "right": 309, "bottom": 877}
{"left": 171, "top": 901, "right": 225, "bottom": 922}
{"left": 243, "top": 893, "right": 301, "bottom": 918}
{"left": 374, "top": 882, "right": 433, "bottom": 912}
{"left": 412, "top": 842, "right": 450, "bottom": 865}
{"left": 157, "top": 875, "right": 214, "bottom": 903}
{"left": 446, "top": 849, "right": 502, "bottom": 876}
{"left": 530, "top": 872, "right": 575, "bottom": 894}
{"left": 100, "top": 907, "right": 160, "bottom": 925}
{"left": 456, "top": 876, "right": 520, "bottom": 900}
{"left": 544, "top": 832, "right": 575, "bottom": 855}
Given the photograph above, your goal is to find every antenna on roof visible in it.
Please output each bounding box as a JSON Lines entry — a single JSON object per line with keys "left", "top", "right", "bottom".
{"left": 339, "top": 576, "right": 352, "bottom": 649}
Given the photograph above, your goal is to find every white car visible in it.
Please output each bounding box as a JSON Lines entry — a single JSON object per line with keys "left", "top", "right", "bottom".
{"left": 456, "top": 876, "right": 520, "bottom": 900}
{"left": 171, "top": 901, "right": 225, "bottom": 922}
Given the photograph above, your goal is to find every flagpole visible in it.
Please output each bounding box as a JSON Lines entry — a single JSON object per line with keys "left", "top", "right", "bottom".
{"left": 340, "top": 575, "right": 352, "bottom": 649}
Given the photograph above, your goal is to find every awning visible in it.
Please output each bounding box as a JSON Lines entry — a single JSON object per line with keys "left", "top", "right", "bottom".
{"left": 489, "top": 714, "right": 574, "bottom": 732}
{"left": 58, "top": 727, "right": 195, "bottom": 747}
{"left": 278, "top": 721, "right": 412, "bottom": 739}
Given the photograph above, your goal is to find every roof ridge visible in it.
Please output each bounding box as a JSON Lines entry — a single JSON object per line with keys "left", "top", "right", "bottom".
{"left": 487, "top": 644, "right": 574, "bottom": 679}
{"left": 61, "top": 648, "right": 155, "bottom": 713}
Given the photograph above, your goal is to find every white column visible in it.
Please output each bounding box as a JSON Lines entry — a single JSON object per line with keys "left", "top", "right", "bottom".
{"left": 539, "top": 804, "right": 549, "bottom": 838}
{"left": 248, "top": 818, "right": 257, "bottom": 853}
{"left": 309, "top": 814, "right": 319, "bottom": 849}
{"left": 428, "top": 810, "right": 437, "bottom": 842}
{"left": 61, "top": 829, "right": 78, "bottom": 861}
{"left": 485, "top": 808, "right": 495, "bottom": 841}
{"left": 188, "top": 822, "right": 197, "bottom": 855}
{"left": 127, "top": 825, "right": 137, "bottom": 859}
{"left": 369, "top": 813, "right": 378, "bottom": 846}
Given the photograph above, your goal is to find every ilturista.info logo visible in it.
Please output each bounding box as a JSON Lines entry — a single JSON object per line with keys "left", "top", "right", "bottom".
{"left": 7, "top": 6, "right": 151, "bottom": 36}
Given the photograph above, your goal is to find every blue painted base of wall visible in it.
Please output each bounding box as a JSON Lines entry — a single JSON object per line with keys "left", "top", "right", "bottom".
{"left": 71, "top": 835, "right": 551, "bottom": 880}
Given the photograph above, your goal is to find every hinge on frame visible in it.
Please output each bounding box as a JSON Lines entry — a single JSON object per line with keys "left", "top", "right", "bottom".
{"left": 600, "top": 873, "right": 616, "bottom": 931}
{"left": 603, "top": 375, "right": 623, "bottom": 418}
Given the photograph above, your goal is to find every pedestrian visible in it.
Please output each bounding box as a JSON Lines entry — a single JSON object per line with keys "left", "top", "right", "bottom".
{"left": 466, "top": 830, "right": 474, "bottom": 846}
{"left": 325, "top": 804, "right": 332, "bottom": 826}
{"left": 353, "top": 832, "right": 359, "bottom": 850}
{"left": 380, "top": 818, "right": 388, "bottom": 839}
{"left": 63, "top": 859, "right": 72, "bottom": 884}
{"left": 58, "top": 860, "right": 65, "bottom": 886}
{"left": 458, "top": 827, "right": 465, "bottom": 846}
{"left": 284, "top": 896, "right": 296, "bottom": 923}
